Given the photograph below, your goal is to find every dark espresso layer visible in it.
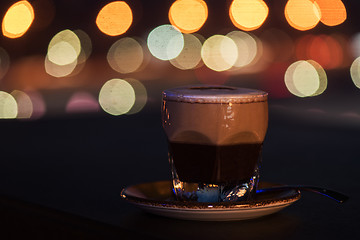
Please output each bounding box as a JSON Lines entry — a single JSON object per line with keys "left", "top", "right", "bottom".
{"left": 169, "top": 142, "right": 262, "bottom": 184}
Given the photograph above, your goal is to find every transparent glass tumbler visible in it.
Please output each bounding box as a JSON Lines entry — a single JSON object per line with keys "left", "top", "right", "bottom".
{"left": 162, "top": 85, "right": 268, "bottom": 202}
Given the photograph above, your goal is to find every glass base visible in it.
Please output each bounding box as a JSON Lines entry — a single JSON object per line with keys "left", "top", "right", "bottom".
{"left": 171, "top": 167, "right": 259, "bottom": 202}
{"left": 172, "top": 179, "right": 258, "bottom": 202}
{"left": 168, "top": 150, "right": 261, "bottom": 202}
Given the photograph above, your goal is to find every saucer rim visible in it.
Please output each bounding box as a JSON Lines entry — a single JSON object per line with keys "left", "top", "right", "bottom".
{"left": 120, "top": 180, "right": 301, "bottom": 210}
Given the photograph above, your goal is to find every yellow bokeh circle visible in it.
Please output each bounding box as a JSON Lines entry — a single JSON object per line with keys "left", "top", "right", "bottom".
{"left": 169, "top": 0, "right": 208, "bottom": 33}
{"left": 350, "top": 57, "right": 360, "bottom": 89}
{"left": 98, "top": 79, "right": 135, "bottom": 116}
{"left": 0, "top": 91, "right": 18, "bottom": 118}
{"left": 285, "top": 0, "right": 321, "bottom": 31}
{"left": 201, "top": 35, "right": 238, "bottom": 72}
{"left": 96, "top": 1, "right": 133, "bottom": 36}
{"left": 2, "top": 0, "right": 34, "bottom": 38}
{"left": 229, "top": 0, "right": 268, "bottom": 31}
{"left": 285, "top": 60, "right": 327, "bottom": 97}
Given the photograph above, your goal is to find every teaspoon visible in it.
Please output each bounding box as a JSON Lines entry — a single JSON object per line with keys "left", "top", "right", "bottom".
{"left": 257, "top": 185, "right": 349, "bottom": 203}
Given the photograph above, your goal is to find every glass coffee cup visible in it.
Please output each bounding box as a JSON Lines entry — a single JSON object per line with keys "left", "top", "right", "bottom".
{"left": 162, "top": 85, "right": 268, "bottom": 202}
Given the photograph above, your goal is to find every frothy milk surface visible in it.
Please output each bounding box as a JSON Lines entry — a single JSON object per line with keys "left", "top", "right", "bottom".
{"left": 162, "top": 85, "right": 268, "bottom": 145}
{"left": 162, "top": 85, "right": 268, "bottom": 104}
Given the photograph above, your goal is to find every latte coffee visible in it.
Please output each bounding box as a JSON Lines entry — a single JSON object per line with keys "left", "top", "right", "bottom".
{"left": 162, "top": 85, "right": 268, "bottom": 202}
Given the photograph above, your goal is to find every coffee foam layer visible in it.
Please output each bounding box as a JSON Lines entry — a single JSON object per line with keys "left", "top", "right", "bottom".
{"left": 162, "top": 85, "right": 268, "bottom": 104}
{"left": 162, "top": 99, "right": 268, "bottom": 145}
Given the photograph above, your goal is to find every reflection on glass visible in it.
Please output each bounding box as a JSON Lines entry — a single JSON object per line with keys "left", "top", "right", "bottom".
{"left": 11, "top": 90, "right": 33, "bottom": 119}
{"left": 0, "top": 91, "right": 18, "bottom": 119}
{"left": 107, "top": 37, "right": 144, "bottom": 73}
{"left": 170, "top": 33, "right": 203, "bottom": 70}
{"left": 285, "top": 60, "right": 327, "bottom": 97}
{"left": 2, "top": 0, "right": 34, "bottom": 38}
{"left": 201, "top": 35, "right": 238, "bottom": 72}
{"left": 96, "top": 1, "right": 133, "bottom": 36}
{"left": 169, "top": 0, "right": 208, "bottom": 33}
{"left": 229, "top": 0, "right": 268, "bottom": 31}
{"left": 285, "top": 0, "right": 321, "bottom": 31}
{"left": 98, "top": 79, "right": 136, "bottom": 116}
{"left": 147, "top": 24, "right": 184, "bottom": 61}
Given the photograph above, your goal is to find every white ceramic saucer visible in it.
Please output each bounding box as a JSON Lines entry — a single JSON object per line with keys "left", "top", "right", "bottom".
{"left": 120, "top": 181, "right": 301, "bottom": 221}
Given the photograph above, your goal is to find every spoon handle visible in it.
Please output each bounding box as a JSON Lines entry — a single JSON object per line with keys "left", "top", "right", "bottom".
{"left": 258, "top": 185, "right": 349, "bottom": 203}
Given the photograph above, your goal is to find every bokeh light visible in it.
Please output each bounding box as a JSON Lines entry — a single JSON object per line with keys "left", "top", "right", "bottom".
{"left": 45, "top": 29, "right": 91, "bottom": 78}
{"left": 261, "top": 28, "right": 294, "bottom": 62}
{"left": 2, "top": 0, "right": 34, "bottom": 38}
{"left": 96, "top": 1, "right": 133, "bottom": 36}
{"left": 48, "top": 41, "right": 78, "bottom": 66}
{"left": 107, "top": 37, "right": 144, "bottom": 73}
{"left": 0, "top": 47, "right": 10, "bottom": 81}
{"left": 285, "top": 0, "right": 321, "bottom": 31}
{"left": 147, "top": 24, "right": 184, "bottom": 61}
{"left": 229, "top": 0, "right": 268, "bottom": 31}
{"left": 295, "top": 34, "right": 313, "bottom": 59}
{"left": 350, "top": 57, "right": 360, "bottom": 89}
{"left": 98, "top": 79, "right": 136, "bottom": 116}
{"left": 45, "top": 55, "right": 77, "bottom": 78}
{"left": 47, "top": 29, "right": 81, "bottom": 66}
{"left": 285, "top": 60, "right": 327, "bottom": 97}
{"left": 10, "top": 90, "right": 33, "bottom": 119}
{"left": 226, "top": 31, "right": 258, "bottom": 68}
{"left": 351, "top": 33, "right": 360, "bottom": 58}
{"left": 0, "top": 91, "right": 18, "bottom": 119}
{"left": 308, "top": 35, "right": 343, "bottom": 69}
{"left": 170, "top": 33, "right": 203, "bottom": 70}
{"left": 201, "top": 35, "right": 238, "bottom": 72}
{"left": 169, "top": 0, "right": 208, "bottom": 33}
{"left": 74, "top": 29, "right": 92, "bottom": 64}
{"left": 126, "top": 78, "right": 148, "bottom": 115}
{"left": 27, "top": 91, "right": 46, "bottom": 119}
{"left": 308, "top": 36, "right": 334, "bottom": 67}
{"left": 295, "top": 34, "right": 343, "bottom": 69}
{"left": 66, "top": 91, "right": 100, "bottom": 114}
{"left": 307, "top": 60, "right": 327, "bottom": 96}
{"left": 315, "top": 0, "right": 346, "bottom": 26}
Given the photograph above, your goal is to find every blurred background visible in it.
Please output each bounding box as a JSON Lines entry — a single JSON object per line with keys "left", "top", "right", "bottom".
{"left": 0, "top": 0, "right": 359, "bottom": 229}
{"left": 0, "top": 0, "right": 359, "bottom": 119}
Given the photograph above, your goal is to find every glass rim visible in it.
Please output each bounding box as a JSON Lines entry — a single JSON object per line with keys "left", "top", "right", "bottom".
{"left": 162, "top": 85, "right": 268, "bottom": 104}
